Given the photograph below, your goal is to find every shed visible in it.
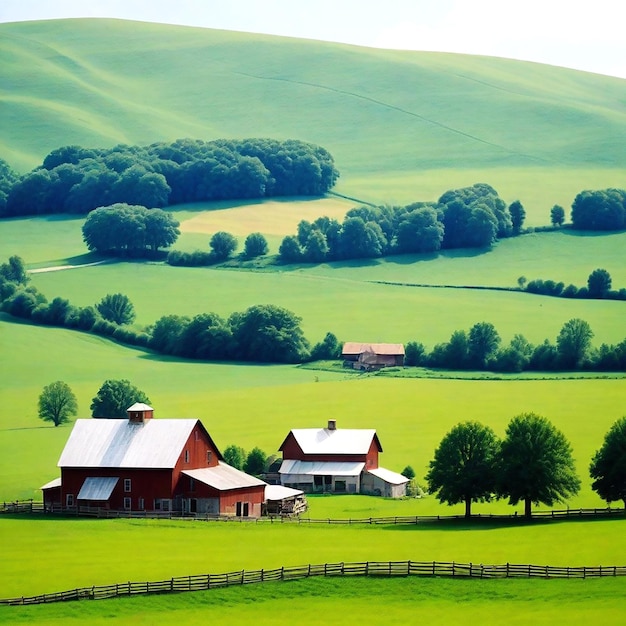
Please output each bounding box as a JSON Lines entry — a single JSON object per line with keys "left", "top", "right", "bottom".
{"left": 342, "top": 342, "right": 405, "bottom": 370}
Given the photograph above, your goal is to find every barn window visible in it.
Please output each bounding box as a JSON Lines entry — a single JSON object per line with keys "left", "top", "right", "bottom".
{"left": 138, "top": 498, "right": 145, "bottom": 510}
{"left": 189, "top": 477, "right": 195, "bottom": 492}
{"left": 124, "top": 479, "right": 131, "bottom": 492}
{"left": 194, "top": 429, "right": 199, "bottom": 441}
{"left": 184, "top": 449, "right": 190, "bottom": 463}
{"left": 123, "top": 497, "right": 131, "bottom": 510}
{"left": 66, "top": 494, "right": 74, "bottom": 506}
{"left": 207, "top": 450, "right": 212, "bottom": 464}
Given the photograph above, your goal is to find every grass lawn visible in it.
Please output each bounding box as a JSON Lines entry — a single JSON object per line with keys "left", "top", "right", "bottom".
{"left": 3, "top": 576, "right": 625, "bottom": 625}
{"left": 1, "top": 515, "right": 625, "bottom": 599}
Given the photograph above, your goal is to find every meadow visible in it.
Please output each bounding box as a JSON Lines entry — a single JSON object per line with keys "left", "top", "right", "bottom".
{"left": 3, "top": 576, "right": 625, "bottom": 625}
{"left": 1, "top": 16, "right": 625, "bottom": 621}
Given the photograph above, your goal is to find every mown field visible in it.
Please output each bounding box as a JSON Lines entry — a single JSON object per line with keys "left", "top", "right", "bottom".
{"left": 3, "top": 576, "right": 625, "bottom": 625}
{"left": 1, "top": 16, "right": 625, "bottom": 623}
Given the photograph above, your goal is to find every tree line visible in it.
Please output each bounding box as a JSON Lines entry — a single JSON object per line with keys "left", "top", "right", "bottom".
{"left": 0, "top": 138, "right": 339, "bottom": 217}
{"left": 1, "top": 256, "right": 625, "bottom": 370}
{"left": 425, "top": 412, "right": 626, "bottom": 518}
{"left": 520, "top": 268, "right": 626, "bottom": 301}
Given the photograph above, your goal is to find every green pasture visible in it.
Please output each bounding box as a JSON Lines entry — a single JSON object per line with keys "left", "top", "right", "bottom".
{"left": 1, "top": 317, "right": 625, "bottom": 511}
{"left": 3, "top": 576, "right": 625, "bottom": 626}
{"left": 1, "top": 516, "right": 626, "bottom": 599}
{"left": 25, "top": 255, "right": 626, "bottom": 348}
{"left": 1, "top": 20, "right": 624, "bottom": 193}
{"left": 337, "top": 166, "right": 626, "bottom": 225}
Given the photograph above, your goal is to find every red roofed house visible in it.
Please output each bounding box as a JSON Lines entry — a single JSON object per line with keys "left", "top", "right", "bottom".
{"left": 277, "top": 420, "right": 408, "bottom": 498}
{"left": 342, "top": 342, "right": 405, "bottom": 370}
{"left": 41, "top": 403, "right": 266, "bottom": 517}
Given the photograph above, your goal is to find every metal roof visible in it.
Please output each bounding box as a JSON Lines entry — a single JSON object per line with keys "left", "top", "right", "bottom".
{"left": 183, "top": 463, "right": 266, "bottom": 491}
{"left": 58, "top": 418, "right": 200, "bottom": 469}
{"left": 127, "top": 402, "right": 153, "bottom": 412}
{"left": 342, "top": 342, "right": 405, "bottom": 356}
{"left": 279, "top": 459, "right": 365, "bottom": 476}
{"left": 283, "top": 428, "right": 380, "bottom": 455}
{"left": 40, "top": 477, "right": 62, "bottom": 490}
{"left": 77, "top": 476, "right": 119, "bottom": 500}
{"left": 367, "top": 467, "right": 409, "bottom": 485}
{"left": 264, "top": 484, "right": 304, "bottom": 501}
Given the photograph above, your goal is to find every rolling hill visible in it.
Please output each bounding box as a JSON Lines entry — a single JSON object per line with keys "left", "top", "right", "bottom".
{"left": 1, "top": 18, "right": 625, "bottom": 212}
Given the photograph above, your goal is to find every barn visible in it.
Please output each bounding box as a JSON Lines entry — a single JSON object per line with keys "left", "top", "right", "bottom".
{"left": 342, "top": 342, "right": 405, "bottom": 370}
{"left": 42, "top": 403, "right": 266, "bottom": 517}
{"left": 277, "top": 420, "right": 408, "bottom": 497}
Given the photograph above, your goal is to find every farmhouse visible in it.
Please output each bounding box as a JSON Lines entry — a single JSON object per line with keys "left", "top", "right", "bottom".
{"left": 41, "top": 403, "right": 266, "bottom": 517}
{"left": 342, "top": 342, "right": 405, "bottom": 370}
{"left": 277, "top": 420, "right": 408, "bottom": 498}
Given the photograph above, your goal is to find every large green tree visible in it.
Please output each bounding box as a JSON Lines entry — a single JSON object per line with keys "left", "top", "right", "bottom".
{"left": 498, "top": 413, "right": 580, "bottom": 517}
{"left": 96, "top": 293, "right": 136, "bottom": 325}
{"left": 426, "top": 421, "right": 500, "bottom": 518}
{"left": 210, "top": 231, "right": 238, "bottom": 261}
{"left": 556, "top": 318, "right": 593, "bottom": 368}
{"left": 468, "top": 322, "right": 501, "bottom": 369}
{"left": 589, "top": 416, "right": 626, "bottom": 507}
{"left": 229, "top": 304, "right": 309, "bottom": 363}
{"left": 223, "top": 445, "right": 247, "bottom": 470}
{"left": 38, "top": 381, "right": 78, "bottom": 427}
{"left": 587, "top": 268, "right": 612, "bottom": 298}
{"left": 90, "top": 379, "right": 151, "bottom": 418}
{"left": 508, "top": 200, "right": 526, "bottom": 234}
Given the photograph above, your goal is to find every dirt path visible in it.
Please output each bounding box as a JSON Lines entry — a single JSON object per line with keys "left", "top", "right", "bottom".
{"left": 28, "top": 260, "right": 113, "bottom": 274}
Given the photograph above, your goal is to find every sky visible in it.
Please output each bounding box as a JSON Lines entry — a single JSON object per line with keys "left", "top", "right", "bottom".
{"left": 1, "top": 0, "right": 625, "bottom": 79}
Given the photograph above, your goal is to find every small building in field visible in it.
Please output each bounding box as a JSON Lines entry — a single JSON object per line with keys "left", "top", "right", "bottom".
{"left": 342, "top": 342, "right": 405, "bottom": 370}
{"left": 41, "top": 403, "right": 266, "bottom": 517}
{"left": 277, "top": 420, "right": 408, "bottom": 497}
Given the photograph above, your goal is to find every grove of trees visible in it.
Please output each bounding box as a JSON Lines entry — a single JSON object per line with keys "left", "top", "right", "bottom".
{"left": 426, "top": 413, "right": 582, "bottom": 518}
{"left": 1, "top": 138, "right": 340, "bottom": 217}
{"left": 570, "top": 189, "right": 626, "bottom": 231}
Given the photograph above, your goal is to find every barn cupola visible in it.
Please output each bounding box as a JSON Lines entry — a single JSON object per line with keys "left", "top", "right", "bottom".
{"left": 327, "top": 419, "right": 337, "bottom": 431}
{"left": 127, "top": 402, "right": 154, "bottom": 423}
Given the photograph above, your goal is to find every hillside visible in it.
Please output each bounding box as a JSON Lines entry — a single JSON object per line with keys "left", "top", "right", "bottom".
{"left": 1, "top": 18, "right": 625, "bottom": 212}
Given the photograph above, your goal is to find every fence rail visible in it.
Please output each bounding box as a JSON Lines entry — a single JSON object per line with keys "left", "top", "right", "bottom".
{"left": 1, "top": 500, "right": 624, "bottom": 524}
{"left": 2, "top": 559, "right": 626, "bottom": 606}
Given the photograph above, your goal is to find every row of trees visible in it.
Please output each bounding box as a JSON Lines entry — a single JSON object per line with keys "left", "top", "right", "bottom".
{"left": 37, "top": 379, "right": 150, "bottom": 426}
{"left": 520, "top": 268, "right": 626, "bottom": 301}
{"left": 0, "top": 138, "right": 340, "bottom": 217}
{"left": 2, "top": 256, "right": 624, "bottom": 370}
{"left": 278, "top": 183, "right": 520, "bottom": 263}
{"left": 426, "top": 413, "right": 626, "bottom": 517}
{"left": 406, "top": 319, "right": 626, "bottom": 372}
{"left": 166, "top": 231, "right": 269, "bottom": 267}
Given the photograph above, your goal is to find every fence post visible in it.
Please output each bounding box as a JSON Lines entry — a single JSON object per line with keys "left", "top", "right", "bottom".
{"left": 506, "top": 562, "right": 510, "bottom": 578}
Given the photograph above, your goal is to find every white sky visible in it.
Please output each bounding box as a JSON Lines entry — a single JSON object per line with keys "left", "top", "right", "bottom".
{"left": 1, "top": 0, "right": 625, "bottom": 79}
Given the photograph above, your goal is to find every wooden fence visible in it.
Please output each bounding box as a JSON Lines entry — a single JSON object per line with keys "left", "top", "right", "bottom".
{"left": 2, "top": 560, "right": 626, "bottom": 606}
{"left": 1, "top": 500, "right": 625, "bottom": 523}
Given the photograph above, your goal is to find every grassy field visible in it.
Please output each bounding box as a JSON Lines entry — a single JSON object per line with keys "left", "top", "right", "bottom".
{"left": 1, "top": 515, "right": 626, "bottom": 598}
{"left": 3, "top": 576, "right": 625, "bottom": 625}
{"left": 1, "top": 317, "right": 624, "bottom": 511}
{"left": 1, "top": 16, "right": 625, "bottom": 621}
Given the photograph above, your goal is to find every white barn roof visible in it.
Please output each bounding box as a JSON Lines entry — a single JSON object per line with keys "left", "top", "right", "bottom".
{"left": 265, "top": 484, "right": 304, "bottom": 501}
{"left": 284, "top": 428, "right": 380, "bottom": 455}
{"left": 58, "top": 418, "right": 200, "bottom": 469}
{"left": 40, "top": 477, "right": 62, "bottom": 490}
{"left": 183, "top": 463, "right": 266, "bottom": 491}
{"left": 367, "top": 467, "right": 409, "bottom": 485}
{"left": 279, "top": 459, "right": 365, "bottom": 476}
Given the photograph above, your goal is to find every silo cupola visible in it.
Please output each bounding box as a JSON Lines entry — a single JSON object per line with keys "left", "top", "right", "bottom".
{"left": 127, "top": 402, "right": 154, "bottom": 423}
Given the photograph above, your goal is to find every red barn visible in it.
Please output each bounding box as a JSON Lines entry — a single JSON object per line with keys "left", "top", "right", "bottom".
{"left": 278, "top": 420, "right": 408, "bottom": 497}
{"left": 42, "top": 403, "right": 266, "bottom": 517}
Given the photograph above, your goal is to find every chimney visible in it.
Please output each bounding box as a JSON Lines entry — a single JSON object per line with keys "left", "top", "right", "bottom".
{"left": 327, "top": 419, "right": 337, "bottom": 431}
{"left": 127, "top": 402, "right": 154, "bottom": 423}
